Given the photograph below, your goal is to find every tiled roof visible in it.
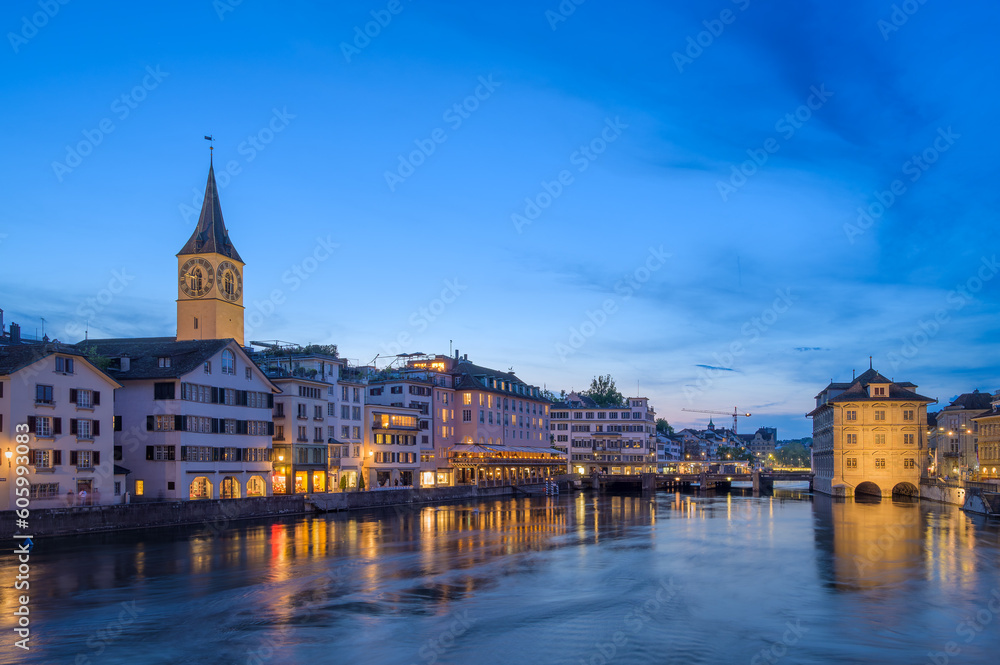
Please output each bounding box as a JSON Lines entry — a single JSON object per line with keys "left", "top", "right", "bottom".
{"left": 0, "top": 343, "right": 86, "bottom": 375}
{"left": 79, "top": 337, "right": 231, "bottom": 380}
{"left": 943, "top": 390, "right": 994, "bottom": 412}
{"left": 450, "top": 360, "right": 550, "bottom": 402}
{"left": 808, "top": 367, "right": 934, "bottom": 416}
{"left": 177, "top": 161, "right": 243, "bottom": 261}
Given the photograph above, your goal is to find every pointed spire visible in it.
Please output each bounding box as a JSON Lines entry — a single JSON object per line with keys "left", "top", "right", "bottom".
{"left": 178, "top": 160, "right": 243, "bottom": 262}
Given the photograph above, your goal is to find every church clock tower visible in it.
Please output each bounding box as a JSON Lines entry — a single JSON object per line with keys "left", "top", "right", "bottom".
{"left": 177, "top": 159, "right": 245, "bottom": 345}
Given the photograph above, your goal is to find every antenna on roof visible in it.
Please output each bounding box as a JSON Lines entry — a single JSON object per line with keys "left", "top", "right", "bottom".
{"left": 869, "top": 355, "right": 873, "bottom": 370}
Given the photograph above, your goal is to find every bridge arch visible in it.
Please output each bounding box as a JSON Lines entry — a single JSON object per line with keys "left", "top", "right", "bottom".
{"left": 855, "top": 481, "right": 882, "bottom": 499}
{"left": 891, "top": 481, "right": 919, "bottom": 498}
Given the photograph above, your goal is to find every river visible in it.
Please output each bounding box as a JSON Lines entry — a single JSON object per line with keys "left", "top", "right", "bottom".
{"left": 3, "top": 486, "right": 1000, "bottom": 664}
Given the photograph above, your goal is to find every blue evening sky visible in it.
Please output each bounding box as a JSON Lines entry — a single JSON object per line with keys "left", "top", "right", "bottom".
{"left": 2, "top": 0, "right": 998, "bottom": 438}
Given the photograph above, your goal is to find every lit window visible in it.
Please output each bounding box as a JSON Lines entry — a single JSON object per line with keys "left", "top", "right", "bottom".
{"left": 221, "top": 350, "right": 235, "bottom": 375}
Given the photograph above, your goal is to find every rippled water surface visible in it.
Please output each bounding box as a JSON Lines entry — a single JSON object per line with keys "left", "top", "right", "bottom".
{"left": 4, "top": 487, "right": 1000, "bottom": 664}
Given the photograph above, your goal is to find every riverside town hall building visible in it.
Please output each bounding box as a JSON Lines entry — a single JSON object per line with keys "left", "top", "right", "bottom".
{"left": 1, "top": 158, "right": 579, "bottom": 508}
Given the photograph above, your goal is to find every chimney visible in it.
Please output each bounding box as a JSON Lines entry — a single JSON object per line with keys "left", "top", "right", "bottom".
{"left": 120, "top": 355, "right": 130, "bottom": 372}
{"left": 455, "top": 349, "right": 460, "bottom": 361}
{"left": 463, "top": 354, "right": 468, "bottom": 361}
{"left": 10, "top": 322, "right": 20, "bottom": 344}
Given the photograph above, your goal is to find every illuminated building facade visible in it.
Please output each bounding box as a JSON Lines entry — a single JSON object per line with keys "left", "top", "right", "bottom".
{"left": 930, "top": 390, "right": 994, "bottom": 479}
{"left": 971, "top": 391, "right": 1000, "bottom": 481}
{"left": 364, "top": 404, "right": 421, "bottom": 487}
{"left": 809, "top": 367, "right": 933, "bottom": 498}
{"left": 1, "top": 344, "right": 121, "bottom": 509}
{"left": 550, "top": 392, "right": 656, "bottom": 475}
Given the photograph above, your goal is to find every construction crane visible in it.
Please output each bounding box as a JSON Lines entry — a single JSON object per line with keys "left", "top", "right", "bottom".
{"left": 681, "top": 407, "right": 752, "bottom": 435}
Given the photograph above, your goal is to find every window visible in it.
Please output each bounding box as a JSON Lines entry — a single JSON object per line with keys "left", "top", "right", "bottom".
{"left": 904, "top": 433, "right": 915, "bottom": 446}
{"left": 55, "top": 356, "right": 74, "bottom": 373}
{"left": 30, "top": 483, "right": 60, "bottom": 499}
{"left": 479, "top": 410, "right": 485, "bottom": 423}
{"left": 153, "top": 446, "right": 175, "bottom": 461}
{"left": 154, "top": 415, "right": 175, "bottom": 431}
{"left": 204, "top": 361, "right": 212, "bottom": 374}
{"left": 245, "top": 367, "right": 252, "bottom": 380}
{"left": 75, "top": 419, "right": 93, "bottom": 439}
{"left": 390, "top": 386, "right": 403, "bottom": 394}
{"left": 34, "top": 416, "right": 52, "bottom": 437}
{"left": 463, "top": 409, "right": 472, "bottom": 422}
{"left": 314, "top": 405, "right": 323, "bottom": 420}
{"left": 872, "top": 386, "right": 885, "bottom": 396}
{"left": 875, "top": 458, "right": 886, "bottom": 469}
{"left": 874, "top": 434, "right": 885, "bottom": 445}
{"left": 114, "top": 482, "right": 121, "bottom": 496}
{"left": 298, "top": 426, "right": 307, "bottom": 441}
{"left": 874, "top": 410, "right": 886, "bottom": 421}
{"left": 297, "top": 404, "right": 307, "bottom": 419}
{"left": 73, "top": 389, "right": 93, "bottom": 408}
{"left": 846, "top": 434, "right": 857, "bottom": 445}
{"left": 903, "top": 410, "right": 914, "bottom": 421}
{"left": 845, "top": 410, "right": 857, "bottom": 421}
{"left": 158, "top": 356, "right": 171, "bottom": 368}
{"left": 76, "top": 450, "right": 93, "bottom": 468}
{"left": 341, "top": 425, "right": 350, "bottom": 439}
{"left": 904, "top": 458, "right": 916, "bottom": 469}
{"left": 36, "top": 384, "right": 54, "bottom": 404}
{"left": 352, "top": 406, "right": 362, "bottom": 420}
{"left": 32, "top": 450, "right": 52, "bottom": 468}
{"left": 275, "top": 425, "right": 285, "bottom": 440}
{"left": 353, "top": 388, "right": 360, "bottom": 403}
{"left": 221, "top": 350, "right": 235, "bottom": 375}
{"left": 352, "top": 426, "right": 361, "bottom": 439}
{"left": 846, "top": 458, "right": 857, "bottom": 469}
{"left": 314, "top": 427, "right": 323, "bottom": 442}
{"left": 135, "top": 480, "right": 144, "bottom": 496}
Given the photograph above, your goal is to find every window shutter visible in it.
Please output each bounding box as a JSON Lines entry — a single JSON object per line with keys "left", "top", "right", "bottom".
{"left": 53, "top": 450, "right": 62, "bottom": 465}
{"left": 213, "top": 447, "right": 221, "bottom": 462}
{"left": 93, "top": 451, "right": 101, "bottom": 466}
{"left": 114, "top": 446, "right": 122, "bottom": 461}
{"left": 53, "top": 418, "right": 62, "bottom": 435}
{"left": 27, "top": 415, "right": 36, "bottom": 431}
{"left": 211, "top": 387, "right": 220, "bottom": 404}
{"left": 70, "top": 389, "right": 78, "bottom": 404}
{"left": 267, "top": 394, "right": 274, "bottom": 408}
{"left": 180, "top": 446, "right": 188, "bottom": 461}
{"left": 146, "top": 446, "right": 154, "bottom": 460}
{"left": 93, "top": 420, "right": 101, "bottom": 437}
{"left": 236, "top": 448, "right": 243, "bottom": 461}
{"left": 93, "top": 391, "right": 101, "bottom": 406}
{"left": 268, "top": 422, "right": 275, "bottom": 436}
{"left": 212, "top": 418, "right": 220, "bottom": 434}
{"left": 114, "top": 416, "right": 122, "bottom": 431}
{"left": 168, "top": 446, "right": 176, "bottom": 461}
{"left": 174, "top": 415, "right": 183, "bottom": 431}
{"left": 146, "top": 415, "right": 154, "bottom": 431}
{"left": 70, "top": 419, "right": 78, "bottom": 435}
{"left": 70, "top": 451, "right": 78, "bottom": 466}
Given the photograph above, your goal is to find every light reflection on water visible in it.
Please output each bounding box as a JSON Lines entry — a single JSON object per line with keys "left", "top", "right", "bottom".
{"left": 2, "top": 487, "right": 999, "bottom": 664}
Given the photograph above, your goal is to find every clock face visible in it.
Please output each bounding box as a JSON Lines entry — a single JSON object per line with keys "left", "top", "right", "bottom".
{"left": 179, "top": 258, "right": 215, "bottom": 298}
{"left": 217, "top": 260, "right": 243, "bottom": 302}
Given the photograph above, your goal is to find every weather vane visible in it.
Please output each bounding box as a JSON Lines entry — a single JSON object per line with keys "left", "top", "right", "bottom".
{"left": 204, "top": 135, "right": 214, "bottom": 161}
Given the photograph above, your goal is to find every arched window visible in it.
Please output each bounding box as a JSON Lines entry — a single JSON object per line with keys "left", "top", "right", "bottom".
{"left": 247, "top": 475, "right": 266, "bottom": 497}
{"left": 190, "top": 477, "right": 212, "bottom": 500}
{"left": 221, "top": 349, "right": 235, "bottom": 375}
{"left": 220, "top": 476, "right": 240, "bottom": 499}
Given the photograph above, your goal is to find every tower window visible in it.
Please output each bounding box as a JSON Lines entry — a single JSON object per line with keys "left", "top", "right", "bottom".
{"left": 193, "top": 317, "right": 199, "bottom": 329}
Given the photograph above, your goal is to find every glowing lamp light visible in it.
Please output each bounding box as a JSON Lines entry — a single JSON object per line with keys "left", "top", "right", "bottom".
{"left": 278, "top": 455, "right": 284, "bottom": 461}
{"left": 4, "top": 450, "right": 11, "bottom": 460}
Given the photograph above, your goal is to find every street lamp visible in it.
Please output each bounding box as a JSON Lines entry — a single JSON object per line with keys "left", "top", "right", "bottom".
{"left": 4, "top": 449, "right": 11, "bottom": 468}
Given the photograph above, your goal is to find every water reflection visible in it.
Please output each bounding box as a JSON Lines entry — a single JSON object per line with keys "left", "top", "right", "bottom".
{"left": 2, "top": 490, "right": 1000, "bottom": 665}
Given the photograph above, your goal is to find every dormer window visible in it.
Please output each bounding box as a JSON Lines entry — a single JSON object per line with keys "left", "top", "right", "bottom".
{"left": 871, "top": 385, "right": 886, "bottom": 397}
{"left": 157, "top": 357, "right": 171, "bottom": 368}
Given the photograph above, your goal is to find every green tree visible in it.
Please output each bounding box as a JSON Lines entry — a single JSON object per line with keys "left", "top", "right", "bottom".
{"left": 775, "top": 441, "right": 810, "bottom": 467}
{"left": 357, "top": 472, "right": 366, "bottom": 491}
{"left": 583, "top": 374, "right": 625, "bottom": 407}
{"left": 339, "top": 476, "right": 347, "bottom": 491}
{"left": 716, "top": 445, "right": 753, "bottom": 462}
{"left": 656, "top": 418, "right": 674, "bottom": 436}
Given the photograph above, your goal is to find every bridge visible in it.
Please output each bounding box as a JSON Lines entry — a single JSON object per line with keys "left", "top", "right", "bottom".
{"left": 584, "top": 471, "right": 814, "bottom": 493}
